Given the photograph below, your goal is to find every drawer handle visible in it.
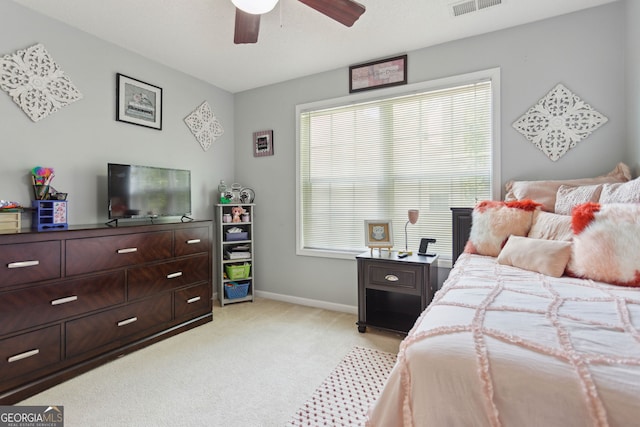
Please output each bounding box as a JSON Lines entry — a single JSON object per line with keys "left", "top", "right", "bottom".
{"left": 167, "top": 272, "right": 183, "bottom": 279}
{"left": 117, "top": 247, "right": 138, "bottom": 254}
{"left": 51, "top": 295, "right": 78, "bottom": 306}
{"left": 384, "top": 274, "right": 399, "bottom": 282}
{"left": 117, "top": 317, "right": 138, "bottom": 327}
{"left": 8, "top": 349, "right": 40, "bottom": 363}
{"left": 7, "top": 260, "right": 40, "bottom": 269}
{"left": 187, "top": 296, "right": 201, "bottom": 304}
{"left": 186, "top": 239, "right": 201, "bottom": 244}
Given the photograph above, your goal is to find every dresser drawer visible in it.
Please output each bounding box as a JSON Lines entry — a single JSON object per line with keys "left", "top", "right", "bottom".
{"left": 0, "top": 271, "right": 125, "bottom": 336}
{"left": 65, "top": 293, "right": 172, "bottom": 358}
{"left": 127, "top": 254, "right": 209, "bottom": 300}
{"left": 65, "top": 231, "right": 173, "bottom": 276}
{"left": 0, "top": 241, "right": 61, "bottom": 289}
{"left": 175, "top": 227, "right": 210, "bottom": 257}
{"left": 0, "top": 325, "right": 61, "bottom": 385}
{"left": 175, "top": 282, "right": 211, "bottom": 319}
{"left": 363, "top": 260, "right": 423, "bottom": 295}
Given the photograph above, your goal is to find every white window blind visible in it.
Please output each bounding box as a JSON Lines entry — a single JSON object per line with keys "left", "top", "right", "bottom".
{"left": 297, "top": 70, "right": 499, "bottom": 262}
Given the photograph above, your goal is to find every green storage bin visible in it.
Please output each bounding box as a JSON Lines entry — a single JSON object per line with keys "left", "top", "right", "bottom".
{"left": 225, "top": 263, "right": 251, "bottom": 280}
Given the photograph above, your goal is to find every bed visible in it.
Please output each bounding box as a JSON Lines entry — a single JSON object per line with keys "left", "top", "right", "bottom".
{"left": 366, "top": 165, "right": 640, "bottom": 427}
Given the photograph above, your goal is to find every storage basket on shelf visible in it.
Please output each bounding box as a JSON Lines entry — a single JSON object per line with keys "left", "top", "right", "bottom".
{"left": 225, "top": 231, "right": 248, "bottom": 241}
{"left": 225, "top": 281, "right": 250, "bottom": 299}
{"left": 225, "top": 263, "right": 251, "bottom": 280}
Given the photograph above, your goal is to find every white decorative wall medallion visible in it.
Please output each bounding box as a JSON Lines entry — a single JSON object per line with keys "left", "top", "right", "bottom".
{"left": 0, "top": 43, "right": 83, "bottom": 122}
{"left": 512, "top": 83, "right": 608, "bottom": 161}
{"left": 184, "top": 101, "right": 224, "bottom": 151}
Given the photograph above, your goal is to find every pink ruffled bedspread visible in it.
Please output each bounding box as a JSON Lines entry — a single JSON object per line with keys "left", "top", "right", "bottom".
{"left": 366, "top": 253, "right": 640, "bottom": 427}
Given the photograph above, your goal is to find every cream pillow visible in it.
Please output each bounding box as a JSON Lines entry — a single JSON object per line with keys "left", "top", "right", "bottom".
{"left": 527, "top": 210, "right": 574, "bottom": 241}
{"left": 599, "top": 176, "right": 640, "bottom": 204}
{"left": 504, "top": 162, "right": 631, "bottom": 212}
{"left": 554, "top": 184, "right": 603, "bottom": 215}
{"left": 497, "top": 235, "right": 572, "bottom": 278}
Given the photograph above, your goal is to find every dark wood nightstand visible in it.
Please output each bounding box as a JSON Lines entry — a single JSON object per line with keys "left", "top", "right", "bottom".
{"left": 356, "top": 251, "right": 438, "bottom": 334}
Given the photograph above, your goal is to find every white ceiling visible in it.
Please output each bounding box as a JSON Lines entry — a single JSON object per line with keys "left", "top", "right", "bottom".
{"left": 11, "top": 0, "right": 617, "bottom": 93}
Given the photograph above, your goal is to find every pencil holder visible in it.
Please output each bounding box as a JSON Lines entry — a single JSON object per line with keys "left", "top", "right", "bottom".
{"left": 32, "top": 184, "right": 50, "bottom": 200}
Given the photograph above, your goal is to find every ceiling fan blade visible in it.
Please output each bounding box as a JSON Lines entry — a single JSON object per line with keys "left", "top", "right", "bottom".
{"left": 234, "top": 8, "right": 261, "bottom": 44}
{"left": 298, "top": 0, "right": 366, "bottom": 27}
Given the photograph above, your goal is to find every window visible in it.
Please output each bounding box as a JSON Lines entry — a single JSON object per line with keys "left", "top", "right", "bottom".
{"left": 296, "top": 68, "right": 500, "bottom": 264}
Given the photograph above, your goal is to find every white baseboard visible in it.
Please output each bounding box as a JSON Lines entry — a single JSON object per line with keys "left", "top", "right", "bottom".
{"left": 255, "top": 290, "right": 358, "bottom": 315}
{"left": 212, "top": 290, "right": 358, "bottom": 314}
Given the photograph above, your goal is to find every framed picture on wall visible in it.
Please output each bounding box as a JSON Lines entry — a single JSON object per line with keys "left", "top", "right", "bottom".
{"left": 116, "top": 73, "right": 163, "bottom": 130}
{"left": 349, "top": 55, "right": 407, "bottom": 93}
{"left": 253, "top": 130, "right": 274, "bottom": 157}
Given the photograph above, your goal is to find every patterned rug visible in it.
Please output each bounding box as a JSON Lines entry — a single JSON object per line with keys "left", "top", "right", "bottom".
{"left": 286, "top": 346, "right": 397, "bottom": 427}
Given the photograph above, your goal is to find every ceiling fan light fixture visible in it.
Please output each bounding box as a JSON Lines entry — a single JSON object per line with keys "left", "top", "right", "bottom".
{"left": 231, "top": 0, "right": 279, "bottom": 15}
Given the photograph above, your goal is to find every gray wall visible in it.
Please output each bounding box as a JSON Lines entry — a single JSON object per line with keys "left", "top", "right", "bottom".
{"left": 234, "top": 2, "right": 630, "bottom": 310}
{"left": 0, "top": 1, "right": 235, "bottom": 225}
{"left": 1, "top": 1, "right": 634, "bottom": 312}
{"left": 628, "top": 0, "right": 640, "bottom": 175}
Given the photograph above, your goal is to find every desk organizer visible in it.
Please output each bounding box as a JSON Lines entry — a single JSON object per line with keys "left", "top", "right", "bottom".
{"left": 32, "top": 200, "right": 68, "bottom": 231}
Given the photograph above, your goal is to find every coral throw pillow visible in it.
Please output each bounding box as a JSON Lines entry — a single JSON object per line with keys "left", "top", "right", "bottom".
{"left": 568, "top": 203, "right": 640, "bottom": 287}
{"left": 464, "top": 199, "right": 540, "bottom": 257}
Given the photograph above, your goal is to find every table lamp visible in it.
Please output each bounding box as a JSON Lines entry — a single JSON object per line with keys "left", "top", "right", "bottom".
{"left": 401, "top": 209, "right": 419, "bottom": 255}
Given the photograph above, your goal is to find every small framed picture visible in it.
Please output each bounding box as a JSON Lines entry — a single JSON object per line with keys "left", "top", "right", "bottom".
{"left": 364, "top": 220, "right": 394, "bottom": 248}
{"left": 253, "top": 130, "right": 274, "bottom": 157}
{"left": 116, "top": 73, "right": 163, "bottom": 130}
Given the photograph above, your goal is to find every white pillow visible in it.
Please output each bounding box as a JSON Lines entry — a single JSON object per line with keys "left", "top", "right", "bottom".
{"left": 600, "top": 177, "right": 640, "bottom": 204}
{"left": 554, "top": 184, "right": 602, "bottom": 215}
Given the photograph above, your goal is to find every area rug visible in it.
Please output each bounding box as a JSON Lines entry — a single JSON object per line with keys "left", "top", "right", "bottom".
{"left": 286, "top": 346, "right": 397, "bottom": 427}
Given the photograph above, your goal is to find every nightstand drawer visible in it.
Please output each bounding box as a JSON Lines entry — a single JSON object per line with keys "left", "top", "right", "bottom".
{"left": 363, "top": 261, "right": 423, "bottom": 295}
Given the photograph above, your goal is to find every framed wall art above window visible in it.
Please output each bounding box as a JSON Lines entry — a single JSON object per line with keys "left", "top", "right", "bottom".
{"left": 349, "top": 54, "right": 407, "bottom": 93}
{"left": 116, "top": 73, "right": 163, "bottom": 130}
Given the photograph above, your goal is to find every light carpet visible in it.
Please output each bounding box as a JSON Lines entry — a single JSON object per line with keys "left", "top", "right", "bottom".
{"left": 19, "top": 298, "right": 402, "bottom": 426}
{"left": 286, "top": 346, "right": 397, "bottom": 427}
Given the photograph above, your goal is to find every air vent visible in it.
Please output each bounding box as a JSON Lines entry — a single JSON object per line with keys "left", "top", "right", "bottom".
{"left": 450, "top": 0, "right": 502, "bottom": 17}
{"left": 478, "top": 0, "right": 502, "bottom": 9}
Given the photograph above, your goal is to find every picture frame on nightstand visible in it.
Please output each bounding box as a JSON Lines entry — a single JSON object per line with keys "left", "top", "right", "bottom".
{"left": 364, "top": 220, "right": 393, "bottom": 249}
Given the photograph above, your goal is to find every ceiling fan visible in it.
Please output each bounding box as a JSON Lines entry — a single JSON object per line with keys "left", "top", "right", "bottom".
{"left": 232, "top": 0, "right": 366, "bottom": 44}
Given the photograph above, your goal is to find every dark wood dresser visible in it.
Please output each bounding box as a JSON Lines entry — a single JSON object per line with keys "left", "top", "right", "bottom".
{"left": 0, "top": 220, "right": 213, "bottom": 404}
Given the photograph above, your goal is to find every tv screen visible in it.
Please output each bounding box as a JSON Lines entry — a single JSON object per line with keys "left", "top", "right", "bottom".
{"left": 108, "top": 163, "right": 191, "bottom": 220}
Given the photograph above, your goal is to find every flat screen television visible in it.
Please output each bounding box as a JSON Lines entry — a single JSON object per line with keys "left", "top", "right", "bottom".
{"left": 108, "top": 163, "right": 191, "bottom": 221}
